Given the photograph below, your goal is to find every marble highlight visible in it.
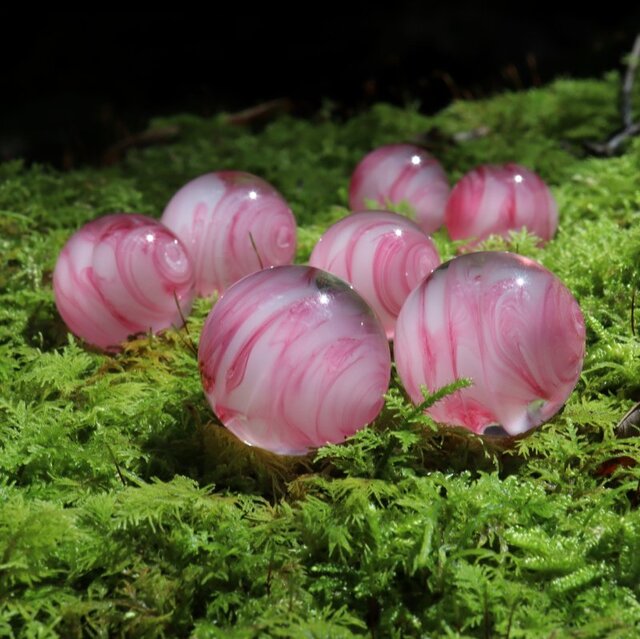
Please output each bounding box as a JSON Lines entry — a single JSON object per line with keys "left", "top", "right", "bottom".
{"left": 445, "top": 163, "right": 558, "bottom": 246}
{"left": 348, "top": 144, "right": 450, "bottom": 233}
{"left": 394, "top": 252, "right": 585, "bottom": 436}
{"left": 309, "top": 211, "right": 440, "bottom": 339}
{"left": 198, "top": 265, "right": 391, "bottom": 455}
{"left": 161, "top": 171, "right": 297, "bottom": 296}
{"left": 53, "top": 214, "right": 195, "bottom": 351}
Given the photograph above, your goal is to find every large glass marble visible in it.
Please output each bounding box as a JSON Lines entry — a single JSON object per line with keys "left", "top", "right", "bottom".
{"left": 161, "top": 171, "right": 297, "bottom": 296}
{"left": 309, "top": 211, "right": 440, "bottom": 340}
{"left": 348, "top": 144, "right": 450, "bottom": 233}
{"left": 53, "top": 214, "right": 195, "bottom": 351}
{"left": 445, "top": 163, "right": 558, "bottom": 247}
{"left": 198, "top": 265, "right": 391, "bottom": 455}
{"left": 394, "top": 252, "right": 585, "bottom": 436}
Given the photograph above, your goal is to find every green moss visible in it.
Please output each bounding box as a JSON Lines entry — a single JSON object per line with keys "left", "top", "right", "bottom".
{"left": 2, "top": 74, "right": 640, "bottom": 637}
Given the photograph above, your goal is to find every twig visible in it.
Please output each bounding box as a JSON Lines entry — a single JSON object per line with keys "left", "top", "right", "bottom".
{"left": 225, "top": 98, "right": 292, "bottom": 126}
{"left": 249, "top": 232, "right": 265, "bottom": 269}
{"left": 599, "top": 122, "right": 640, "bottom": 155}
{"left": 503, "top": 63, "right": 523, "bottom": 90}
{"left": 102, "top": 125, "right": 181, "bottom": 165}
{"left": 105, "top": 442, "right": 127, "bottom": 486}
{"left": 433, "top": 70, "right": 461, "bottom": 100}
{"left": 173, "top": 291, "right": 198, "bottom": 356}
{"left": 615, "top": 402, "right": 640, "bottom": 439}
{"left": 623, "top": 34, "right": 640, "bottom": 128}
{"left": 526, "top": 52, "right": 541, "bottom": 87}
{"left": 585, "top": 34, "right": 640, "bottom": 156}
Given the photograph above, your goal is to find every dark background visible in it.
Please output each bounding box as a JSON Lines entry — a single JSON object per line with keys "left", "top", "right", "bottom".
{"left": 2, "top": 9, "right": 639, "bottom": 168}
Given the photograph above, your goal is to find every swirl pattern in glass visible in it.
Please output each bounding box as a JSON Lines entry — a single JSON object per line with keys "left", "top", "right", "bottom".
{"left": 53, "top": 214, "right": 195, "bottom": 351}
{"left": 348, "top": 144, "right": 450, "bottom": 233}
{"left": 198, "top": 265, "right": 391, "bottom": 455}
{"left": 445, "top": 163, "right": 558, "bottom": 247}
{"left": 309, "top": 211, "right": 440, "bottom": 339}
{"left": 161, "top": 171, "right": 297, "bottom": 296}
{"left": 395, "top": 252, "right": 585, "bottom": 436}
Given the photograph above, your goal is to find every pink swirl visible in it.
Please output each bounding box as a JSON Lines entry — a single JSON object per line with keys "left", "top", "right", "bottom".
{"left": 53, "top": 214, "right": 195, "bottom": 351}
{"left": 348, "top": 144, "right": 450, "bottom": 233}
{"left": 160, "top": 171, "right": 297, "bottom": 296}
{"left": 309, "top": 211, "right": 440, "bottom": 339}
{"left": 198, "top": 265, "right": 391, "bottom": 455}
{"left": 445, "top": 163, "right": 558, "bottom": 247}
{"left": 394, "top": 252, "right": 585, "bottom": 435}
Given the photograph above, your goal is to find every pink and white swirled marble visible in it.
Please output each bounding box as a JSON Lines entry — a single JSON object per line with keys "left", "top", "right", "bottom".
{"left": 348, "top": 144, "right": 450, "bottom": 233}
{"left": 53, "top": 214, "right": 195, "bottom": 351}
{"left": 309, "top": 211, "right": 440, "bottom": 340}
{"left": 444, "top": 163, "right": 558, "bottom": 246}
{"left": 198, "top": 265, "right": 391, "bottom": 455}
{"left": 394, "top": 252, "right": 585, "bottom": 436}
{"left": 160, "top": 171, "right": 297, "bottom": 296}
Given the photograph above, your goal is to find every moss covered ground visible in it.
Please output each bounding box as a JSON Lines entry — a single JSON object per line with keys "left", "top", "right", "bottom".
{"left": 1, "top": 73, "right": 640, "bottom": 638}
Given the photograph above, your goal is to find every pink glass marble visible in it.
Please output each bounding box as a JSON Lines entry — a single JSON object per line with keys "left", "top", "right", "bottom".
{"left": 309, "top": 211, "right": 440, "bottom": 340}
{"left": 198, "top": 265, "right": 391, "bottom": 455}
{"left": 160, "top": 171, "right": 297, "bottom": 296}
{"left": 394, "top": 252, "right": 585, "bottom": 436}
{"left": 445, "top": 163, "right": 558, "bottom": 246}
{"left": 53, "top": 214, "right": 195, "bottom": 351}
{"left": 348, "top": 144, "right": 450, "bottom": 233}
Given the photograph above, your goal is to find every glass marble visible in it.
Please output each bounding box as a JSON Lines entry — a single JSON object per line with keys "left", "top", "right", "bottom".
{"left": 309, "top": 211, "right": 440, "bottom": 340}
{"left": 445, "top": 163, "right": 558, "bottom": 247}
{"left": 53, "top": 214, "right": 195, "bottom": 352}
{"left": 394, "top": 252, "right": 585, "bottom": 436}
{"left": 161, "top": 171, "right": 297, "bottom": 296}
{"left": 348, "top": 143, "right": 450, "bottom": 233}
{"left": 198, "top": 265, "right": 391, "bottom": 455}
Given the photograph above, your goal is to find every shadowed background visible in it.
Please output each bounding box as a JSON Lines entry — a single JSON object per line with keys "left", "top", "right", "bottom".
{"left": 2, "top": 8, "right": 639, "bottom": 167}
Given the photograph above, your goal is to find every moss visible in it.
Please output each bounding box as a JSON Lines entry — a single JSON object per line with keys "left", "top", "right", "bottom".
{"left": 2, "top": 74, "right": 640, "bottom": 637}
